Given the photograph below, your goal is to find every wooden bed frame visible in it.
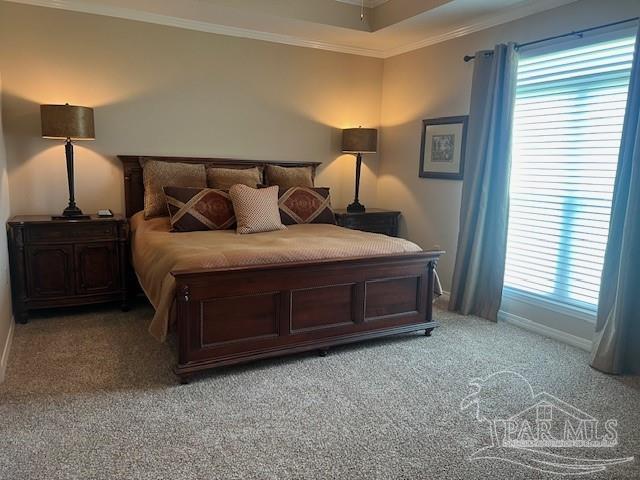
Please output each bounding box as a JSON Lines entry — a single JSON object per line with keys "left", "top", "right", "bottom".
{"left": 120, "top": 155, "right": 443, "bottom": 383}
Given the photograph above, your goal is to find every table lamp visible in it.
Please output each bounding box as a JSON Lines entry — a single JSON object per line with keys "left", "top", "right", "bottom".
{"left": 41, "top": 103, "right": 95, "bottom": 219}
{"left": 342, "top": 127, "right": 377, "bottom": 213}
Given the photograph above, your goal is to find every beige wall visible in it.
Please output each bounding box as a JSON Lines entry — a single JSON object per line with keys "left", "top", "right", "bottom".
{"left": 0, "top": 1, "right": 384, "bottom": 216}
{"left": 377, "top": 0, "right": 640, "bottom": 292}
{"left": 0, "top": 73, "right": 12, "bottom": 382}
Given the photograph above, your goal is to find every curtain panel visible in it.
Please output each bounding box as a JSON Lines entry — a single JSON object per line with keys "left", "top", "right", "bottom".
{"left": 591, "top": 29, "right": 640, "bottom": 375}
{"left": 448, "top": 44, "right": 518, "bottom": 320}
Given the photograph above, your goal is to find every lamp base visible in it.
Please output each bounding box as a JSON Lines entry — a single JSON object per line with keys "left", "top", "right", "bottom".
{"left": 347, "top": 200, "right": 366, "bottom": 213}
{"left": 52, "top": 140, "right": 90, "bottom": 220}
{"left": 52, "top": 205, "right": 90, "bottom": 220}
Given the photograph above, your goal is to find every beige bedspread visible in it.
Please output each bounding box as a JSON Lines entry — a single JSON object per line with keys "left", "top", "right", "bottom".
{"left": 131, "top": 212, "right": 436, "bottom": 341}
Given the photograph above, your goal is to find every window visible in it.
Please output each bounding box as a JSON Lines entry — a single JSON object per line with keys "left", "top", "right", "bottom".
{"left": 504, "top": 34, "right": 636, "bottom": 312}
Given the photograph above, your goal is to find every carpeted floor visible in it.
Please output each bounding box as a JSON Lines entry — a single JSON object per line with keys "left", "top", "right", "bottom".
{"left": 1, "top": 300, "right": 638, "bottom": 479}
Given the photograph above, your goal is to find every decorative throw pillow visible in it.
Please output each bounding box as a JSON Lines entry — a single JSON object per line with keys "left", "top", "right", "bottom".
{"left": 163, "top": 186, "right": 235, "bottom": 231}
{"left": 207, "top": 166, "right": 263, "bottom": 190}
{"left": 142, "top": 160, "right": 206, "bottom": 218}
{"left": 229, "top": 184, "right": 286, "bottom": 234}
{"left": 278, "top": 187, "right": 336, "bottom": 225}
{"left": 265, "top": 165, "right": 314, "bottom": 190}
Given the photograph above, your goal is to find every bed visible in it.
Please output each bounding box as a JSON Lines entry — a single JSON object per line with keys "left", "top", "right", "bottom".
{"left": 120, "top": 155, "right": 443, "bottom": 383}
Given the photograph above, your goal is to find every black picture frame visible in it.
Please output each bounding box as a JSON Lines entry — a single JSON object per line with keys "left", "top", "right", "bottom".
{"left": 419, "top": 115, "right": 468, "bottom": 180}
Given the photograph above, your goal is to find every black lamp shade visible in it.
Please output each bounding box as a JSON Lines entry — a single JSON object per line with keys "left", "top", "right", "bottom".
{"left": 342, "top": 128, "right": 377, "bottom": 153}
{"left": 41, "top": 104, "right": 95, "bottom": 140}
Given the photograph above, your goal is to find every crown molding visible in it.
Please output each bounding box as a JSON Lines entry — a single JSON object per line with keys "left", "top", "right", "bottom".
{"left": 382, "top": 0, "right": 579, "bottom": 58}
{"left": 4, "top": 0, "right": 387, "bottom": 57}
{"left": 5, "top": 0, "right": 579, "bottom": 59}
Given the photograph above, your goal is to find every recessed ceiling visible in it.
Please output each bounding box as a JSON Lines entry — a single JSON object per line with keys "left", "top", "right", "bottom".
{"left": 6, "top": 0, "right": 580, "bottom": 57}
{"left": 335, "top": 0, "right": 390, "bottom": 7}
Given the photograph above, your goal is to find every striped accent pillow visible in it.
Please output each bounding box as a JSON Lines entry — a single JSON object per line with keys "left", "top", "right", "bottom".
{"left": 229, "top": 184, "right": 286, "bottom": 234}
{"left": 279, "top": 187, "right": 336, "bottom": 225}
{"left": 163, "top": 186, "right": 235, "bottom": 232}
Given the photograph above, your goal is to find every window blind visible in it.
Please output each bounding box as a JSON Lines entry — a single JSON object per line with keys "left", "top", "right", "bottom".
{"left": 504, "top": 34, "right": 635, "bottom": 310}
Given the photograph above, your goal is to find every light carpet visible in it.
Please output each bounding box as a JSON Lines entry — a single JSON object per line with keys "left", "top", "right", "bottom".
{"left": 0, "top": 300, "right": 638, "bottom": 479}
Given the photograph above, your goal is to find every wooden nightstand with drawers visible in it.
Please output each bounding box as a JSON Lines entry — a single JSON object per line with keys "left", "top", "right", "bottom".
{"left": 334, "top": 208, "right": 401, "bottom": 237}
{"left": 6, "top": 215, "right": 128, "bottom": 323}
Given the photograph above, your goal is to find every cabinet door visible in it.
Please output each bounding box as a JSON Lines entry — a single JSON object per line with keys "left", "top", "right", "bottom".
{"left": 25, "top": 245, "right": 75, "bottom": 298}
{"left": 75, "top": 242, "right": 120, "bottom": 295}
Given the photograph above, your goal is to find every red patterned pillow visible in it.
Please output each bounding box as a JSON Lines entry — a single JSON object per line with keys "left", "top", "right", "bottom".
{"left": 278, "top": 187, "right": 336, "bottom": 225}
{"left": 163, "top": 186, "right": 235, "bottom": 231}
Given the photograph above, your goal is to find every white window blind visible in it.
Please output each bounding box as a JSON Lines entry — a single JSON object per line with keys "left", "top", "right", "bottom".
{"left": 504, "top": 34, "right": 635, "bottom": 310}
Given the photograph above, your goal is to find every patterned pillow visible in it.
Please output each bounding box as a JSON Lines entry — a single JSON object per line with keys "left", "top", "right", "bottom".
{"left": 207, "top": 166, "right": 263, "bottom": 190}
{"left": 265, "top": 165, "right": 314, "bottom": 190}
{"left": 229, "top": 184, "right": 286, "bottom": 234}
{"left": 142, "top": 160, "right": 206, "bottom": 218}
{"left": 163, "top": 186, "right": 235, "bottom": 231}
{"left": 278, "top": 187, "right": 336, "bottom": 225}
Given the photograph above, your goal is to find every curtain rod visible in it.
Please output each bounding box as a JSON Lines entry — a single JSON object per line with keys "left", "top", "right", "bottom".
{"left": 463, "top": 16, "right": 639, "bottom": 62}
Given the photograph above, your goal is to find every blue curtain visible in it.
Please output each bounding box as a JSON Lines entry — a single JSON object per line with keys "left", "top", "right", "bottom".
{"left": 591, "top": 29, "right": 640, "bottom": 374}
{"left": 448, "top": 44, "right": 518, "bottom": 320}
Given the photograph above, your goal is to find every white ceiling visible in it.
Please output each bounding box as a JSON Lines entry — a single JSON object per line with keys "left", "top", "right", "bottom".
{"left": 6, "top": 0, "right": 579, "bottom": 58}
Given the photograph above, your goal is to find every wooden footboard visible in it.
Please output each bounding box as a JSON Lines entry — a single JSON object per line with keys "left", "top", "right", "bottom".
{"left": 171, "top": 251, "right": 442, "bottom": 382}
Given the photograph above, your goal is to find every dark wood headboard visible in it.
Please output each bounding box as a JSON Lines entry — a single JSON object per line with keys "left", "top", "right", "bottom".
{"left": 118, "top": 155, "right": 322, "bottom": 218}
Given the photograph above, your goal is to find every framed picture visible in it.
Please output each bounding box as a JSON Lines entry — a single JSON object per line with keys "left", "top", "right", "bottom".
{"left": 419, "top": 115, "right": 468, "bottom": 180}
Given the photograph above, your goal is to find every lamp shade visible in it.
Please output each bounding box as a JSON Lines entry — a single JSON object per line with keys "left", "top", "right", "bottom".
{"left": 41, "top": 104, "right": 95, "bottom": 140}
{"left": 342, "top": 128, "right": 377, "bottom": 153}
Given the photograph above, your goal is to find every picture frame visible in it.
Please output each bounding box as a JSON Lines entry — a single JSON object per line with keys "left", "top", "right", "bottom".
{"left": 419, "top": 115, "right": 468, "bottom": 180}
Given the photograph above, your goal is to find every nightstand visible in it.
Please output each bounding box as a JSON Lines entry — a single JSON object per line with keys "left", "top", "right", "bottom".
{"left": 6, "top": 215, "right": 128, "bottom": 324}
{"left": 334, "top": 208, "right": 401, "bottom": 237}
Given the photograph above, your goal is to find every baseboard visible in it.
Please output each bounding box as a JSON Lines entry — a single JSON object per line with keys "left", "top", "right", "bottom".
{"left": 0, "top": 317, "right": 14, "bottom": 384}
{"left": 498, "top": 310, "right": 592, "bottom": 352}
